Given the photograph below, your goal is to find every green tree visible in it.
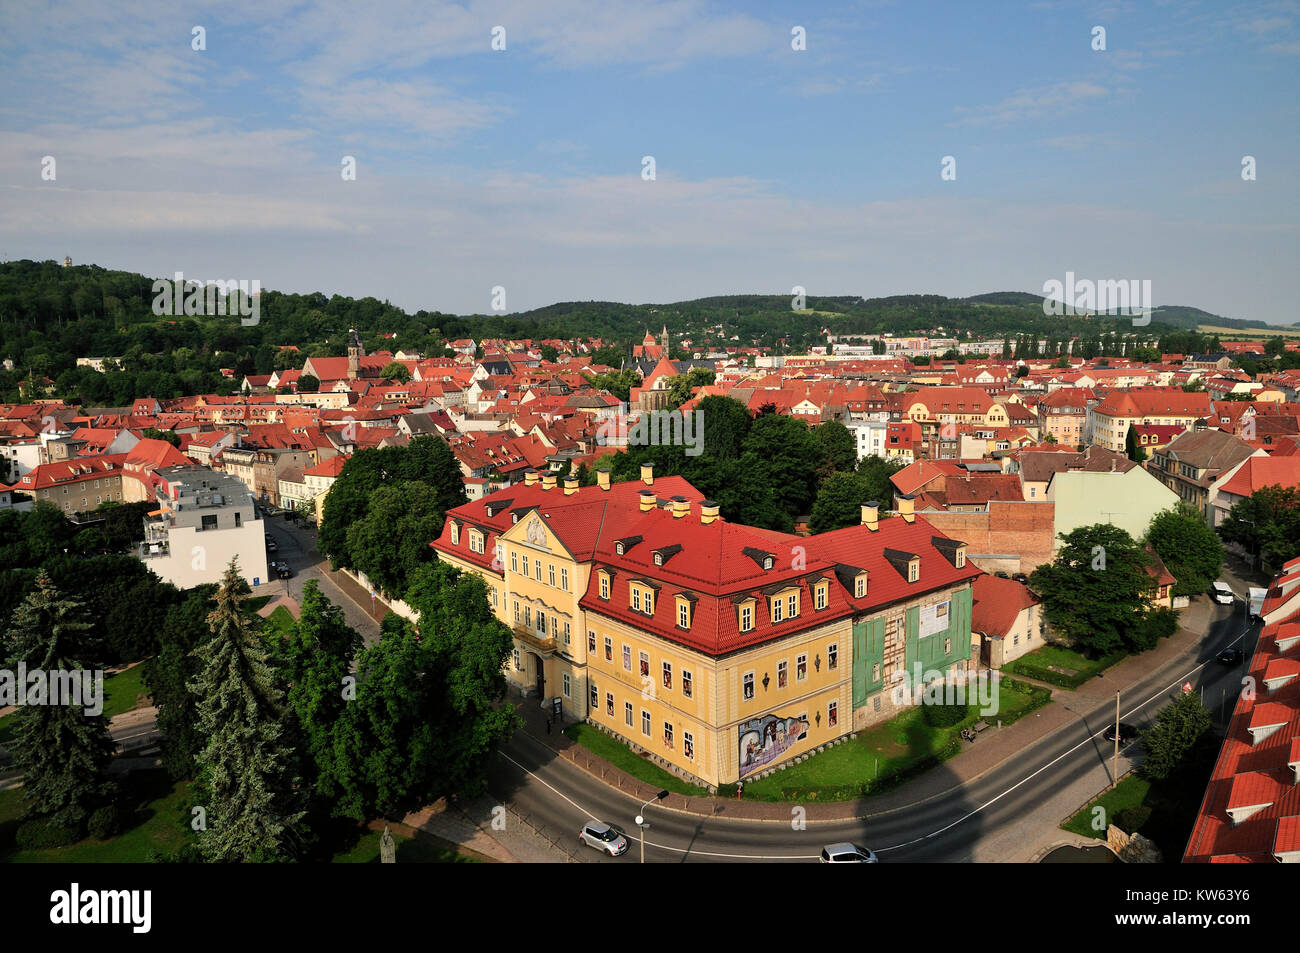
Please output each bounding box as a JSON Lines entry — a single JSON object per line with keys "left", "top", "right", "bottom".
{"left": 1146, "top": 506, "right": 1224, "bottom": 597}
{"left": 189, "top": 561, "right": 304, "bottom": 862}
{"left": 4, "top": 573, "right": 115, "bottom": 837}
{"left": 808, "top": 472, "right": 872, "bottom": 534}
{"left": 741, "top": 412, "right": 819, "bottom": 523}
{"left": 695, "top": 395, "right": 752, "bottom": 461}
{"left": 1139, "top": 689, "right": 1212, "bottom": 781}
{"left": 812, "top": 420, "right": 857, "bottom": 480}
{"left": 145, "top": 585, "right": 217, "bottom": 780}
{"left": 1218, "top": 484, "right": 1300, "bottom": 573}
{"left": 330, "top": 562, "right": 517, "bottom": 820}
{"left": 856, "top": 454, "right": 905, "bottom": 505}
{"left": 1029, "top": 524, "right": 1156, "bottom": 656}
{"left": 282, "top": 581, "right": 361, "bottom": 806}
{"left": 1125, "top": 424, "right": 1146, "bottom": 462}
{"left": 379, "top": 361, "right": 410, "bottom": 382}
{"left": 298, "top": 373, "right": 320, "bottom": 392}
{"left": 141, "top": 427, "right": 181, "bottom": 447}
{"left": 664, "top": 367, "right": 715, "bottom": 408}
{"left": 345, "top": 482, "right": 448, "bottom": 597}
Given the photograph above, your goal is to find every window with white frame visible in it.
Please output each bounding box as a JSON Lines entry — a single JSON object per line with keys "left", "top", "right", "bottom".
{"left": 663, "top": 722, "right": 673, "bottom": 748}
{"left": 590, "top": 683, "right": 598, "bottom": 709}
{"left": 639, "top": 651, "right": 650, "bottom": 678}
{"left": 548, "top": 563, "right": 556, "bottom": 587}
{"left": 740, "top": 603, "right": 754, "bottom": 631}
{"left": 771, "top": 597, "right": 784, "bottom": 623}
{"left": 606, "top": 692, "right": 614, "bottom": 716}
{"left": 599, "top": 573, "right": 610, "bottom": 599}
{"left": 662, "top": 662, "right": 672, "bottom": 690}
{"left": 513, "top": 648, "right": 521, "bottom": 670}
{"left": 778, "top": 660, "right": 788, "bottom": 689}
{"left": 625, "top": 702, "right": 633, "bottom": 727}
{"left": 562, "top": 673, "right": 571, "bottom": 697}
{"left": 604, "top": 636, "right": 613, "bottom": 661}
{"left": 682, "top": 670, "right": 692, "bottom": 698}
{"left": 588, "top": 630, "right": 596, "bottom": 652}
{"left": 560, "top": 567, "right": 569, "bottom": 590}
{"left": 796, "top": 654, "right": 807, "bottom": 681}
{"left": 683, "top": 731, "right": 694, "bottom": 759}
{"left": 510, "top": 551, "right": 518, "bottom": 573}
{"left": 743, "top": 672, "right": 754, "bottom": 700}
{"left": 815, "top": 583, "right": 828, "bottom": 610}
{"left": 828, "top": 643, "right": 838, "bottom": 670}
{"left": 522, "top": 554, "right": 530, "bottom": 577}
{"left": 641, "top": 710, "right": 651, "bottom": 736}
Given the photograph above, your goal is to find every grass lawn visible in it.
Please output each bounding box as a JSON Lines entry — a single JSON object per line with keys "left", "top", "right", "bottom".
{"left": 1062, "top": 732, "right": 1222, "bottom": 859}
{"left": 0, "top": 771, "right": 195, "bottom": 863}
{"left": 563, "top": 724, "right": 707, "bottom": 796}
{"left": 332, "top": 829, "right": 478, "bottom": 863}
{"left": 101, "top": 664, "right": 150, "bottom": 719}
{"left": 742, "top": 676, "right": 1051, "bottom": 801}
{"left": 245, "top": 595, "right": 273, "bottom": 613}
{"left": 261, "top": 605, "right": 297, "bottom": 640}
{"left": 1003, "top": 644, "right": 1126, "bottom": 689}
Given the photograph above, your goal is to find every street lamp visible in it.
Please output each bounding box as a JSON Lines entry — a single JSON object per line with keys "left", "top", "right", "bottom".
{"left": 635, "top": 790, "right": 669, "bottom": 864}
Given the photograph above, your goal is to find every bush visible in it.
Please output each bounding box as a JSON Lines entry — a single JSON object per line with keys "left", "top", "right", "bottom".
{"left": 1116, "top": 805, "right": 1152, "bottom": 833}
{"left": 15, "top": 818, "right": 81, "bottom": 850}
{"left": 1130, "top": 607, "right": 1180, "bottom": 651}
{"left": 87, "top": 804, "right": 122, "bottom": 840}
{"left": 921, "top": 702, "right": 971, "bottom": 728}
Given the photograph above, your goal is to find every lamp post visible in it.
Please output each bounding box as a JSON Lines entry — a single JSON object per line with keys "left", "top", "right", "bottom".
{"left": 635, "top": 790, "right": 669, "bottom": 864}
{"left": 1111, "top": 690, "right": 1120, "bottom": 790}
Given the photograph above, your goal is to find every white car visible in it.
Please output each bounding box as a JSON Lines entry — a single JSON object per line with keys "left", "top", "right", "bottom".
{"left": 579, "top": 821, "right": 629, "bottom": 857}
{"left": 1212, "top": 582, "right": 1235, "bottom": 605}
{"left": 820, "top": 842, "right": 878, "bottom": 863}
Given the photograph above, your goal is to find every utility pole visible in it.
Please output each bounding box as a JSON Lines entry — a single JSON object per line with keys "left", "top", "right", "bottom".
{"left": 1112, "top": 690, "right": 1120, "bottom": 790}
{"left": 635, "top": 789, "right": 669, "bottom": 865}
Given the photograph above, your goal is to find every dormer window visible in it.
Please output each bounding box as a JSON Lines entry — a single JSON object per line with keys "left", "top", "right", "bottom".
{"left": 598, "top": 571, "right": 610, "bottom": 600}
{"left": 654, "top": 552, "right": 663, "bottom": 566}
{"left": 855, "top": 575, "right": 867, "bottom": 598}
{"left": 815, "top": 582, "right": 828, "bottom": 610}
{"left": 449, "top": 521, "right": 460, "bottom": 546}
{"left": 764, "top": 556, "right": 773, "bottom": 570}
{"left": 908, "top": 560, "right": 919, "bottom": 583}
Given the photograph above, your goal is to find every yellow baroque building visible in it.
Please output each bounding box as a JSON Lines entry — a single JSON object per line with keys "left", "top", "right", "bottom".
{"left": 432, "top": 465, "right": 979, "bottom": 788}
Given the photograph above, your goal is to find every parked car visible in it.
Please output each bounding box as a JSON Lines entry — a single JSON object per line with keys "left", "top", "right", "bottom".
{"left": 1216, "top": 647, "right": 1244, "bottom": 666}
{"left": 266, "top": 540, "right": 278, "bottom": 552}
{"left": 579, "top": 821, "right": 629, "bottom": 857}
{"left": 994, "top": 571, "right": 1010, "bottom": 579}
{"left": 276, "top": 565, "right": 292, "bottom": 579}
{"left": 1103, "top": 723, "right": 1139, "bottom": 744}
{"left": 820, "top": 842, "right": 878, "bottom": 863}
{"left": 1212, "top": 581, "right": 1235, "bottom": 605}
{"left": 1012, "top": 573, "right": 1029, "bottom": 585}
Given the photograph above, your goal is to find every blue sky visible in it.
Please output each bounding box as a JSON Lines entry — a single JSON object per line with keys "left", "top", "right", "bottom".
{"left": 1, "top": 0, "right": 1297, "bottom": 322}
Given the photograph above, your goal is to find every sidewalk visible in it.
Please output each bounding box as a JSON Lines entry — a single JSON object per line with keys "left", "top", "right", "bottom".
{"left": 513, "top": 599, "right": 1227, "bottom": 824}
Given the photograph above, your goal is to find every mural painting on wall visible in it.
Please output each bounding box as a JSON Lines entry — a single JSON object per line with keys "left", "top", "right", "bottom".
{"left": 738, "top": 712, "right": 810, "bottom": 778}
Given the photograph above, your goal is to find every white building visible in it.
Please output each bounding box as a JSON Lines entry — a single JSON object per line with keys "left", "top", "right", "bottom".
{"left": 138, "top": 466, "right": 268, "bottom": 589}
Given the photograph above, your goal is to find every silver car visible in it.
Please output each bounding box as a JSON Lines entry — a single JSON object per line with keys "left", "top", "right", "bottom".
{"left": 820, "top": 842, "right": 878, "bottom": 863}
{"left": 579, "top": 821, "right": 629, "bottom": 857}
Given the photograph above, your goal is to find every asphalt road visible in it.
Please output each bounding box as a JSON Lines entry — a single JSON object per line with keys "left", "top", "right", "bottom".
{"left": 486, "top": 597, "right": 1260, "bottom": 863}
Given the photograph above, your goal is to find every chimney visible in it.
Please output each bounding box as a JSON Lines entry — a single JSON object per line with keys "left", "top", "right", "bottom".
{"left": 861, "top": 500, "right": 879, "bottom": 531}
{"left": 641, "top": 462, "right": 655, "bottom": 486}
{"left": 596, "top": 468, "right": 611, "bottom": 491}
{"left": 563, "top": 476, "right": 579, "bottom": 495}
{"left": 671, "top": 495, "right": 689, "bottom": 519}
{"left": 700, "top": 500, "right": 720, "bottom": 525}
{"left": 640, "top": 489, "right": 656, "bottom": 512}
{"left": 525, "top": 469, "right": 539, "bottom": 486}
{"left": 896, "top": 493, "right": 916, "bottom": 523}
{"left": 541, "top": 471, "right": 558, "bottom": 491}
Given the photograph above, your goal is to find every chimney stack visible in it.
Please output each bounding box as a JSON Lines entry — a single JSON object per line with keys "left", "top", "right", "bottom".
{"left": 700, "top": 500, "right": 720, "bottom": 525}
{"left": 596, "top": 468, "right": 611, "bottom": 491}
{"left": 641, "top": 462, "right": 655, "bottom": 486}
{"left": 525, "top": 469, "right": 539, "bottom": 486}
{"left": 541, "top": 471, "right": 557, "bottom": 491}
{"left": 671, "top": 495, "right": 689, "bottom": 519}
{"left": 640, "top": 489, "right": 656, "bottom": 512}
{"left": 563, "top": 475, "right": 579, "bottom": 495}
{"left": 896, "top": 493, "right": 916, "bottom": 523}
{"left": 861, "top": 500, "right": 879, "bottom": 531}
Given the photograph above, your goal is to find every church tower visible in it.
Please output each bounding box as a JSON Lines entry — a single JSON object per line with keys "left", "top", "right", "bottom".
{"left": 660, "top": 324, "right": 669, "bottom": 353}
{"left": 347, "top": 328, "right": 363, "bottom": 380}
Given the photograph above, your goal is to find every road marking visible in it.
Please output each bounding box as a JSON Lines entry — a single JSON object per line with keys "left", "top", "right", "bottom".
{"left": 876, "top": 620, "right": 1255, "bottom": 852}
{"left": 497, "top": 750, "right": 818, "bottom": 861}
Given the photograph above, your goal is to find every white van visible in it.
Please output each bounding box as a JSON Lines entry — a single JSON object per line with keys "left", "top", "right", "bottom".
{"left": 1212, "top": 582, "right": 1235, "bottom": 605}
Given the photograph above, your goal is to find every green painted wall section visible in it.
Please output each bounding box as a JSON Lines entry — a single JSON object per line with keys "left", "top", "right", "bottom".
{"left": 852, "top": 616, "right": 885, "bottom": 708}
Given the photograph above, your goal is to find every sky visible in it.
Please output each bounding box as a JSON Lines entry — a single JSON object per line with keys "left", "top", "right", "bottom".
{"left": 0, "top": 0, "right": 1297, "bottom": 322}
